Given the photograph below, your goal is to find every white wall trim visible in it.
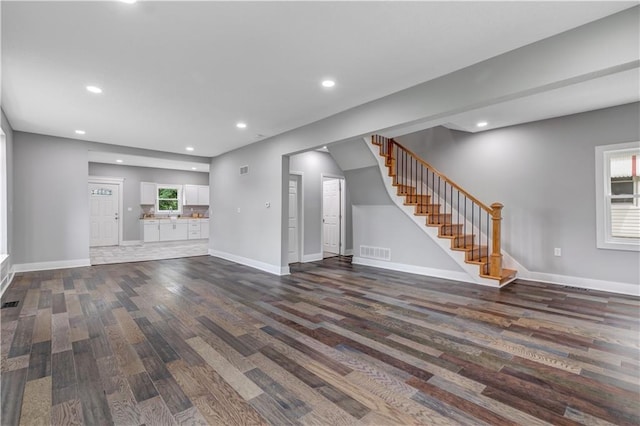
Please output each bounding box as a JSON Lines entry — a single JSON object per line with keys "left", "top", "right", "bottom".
{"left": 289, "top": 171, "right": 304, "bottom": 264}
{"left": 121, "top": 240, "right": 142, "bottom": 246}
{"left": 209, "top": 249, "right": 290, "bottom": 276}
{"left": 302, "top": 252, "right": 323, "bottom": 263}
{"left": 352, "top": 256, "right": 487, "bottom": 286}
{"left": 11, "top": 258, "right": 91, "bottom": 273}
{"left": 517, "top": 270, "right": 640, "bottom": 297}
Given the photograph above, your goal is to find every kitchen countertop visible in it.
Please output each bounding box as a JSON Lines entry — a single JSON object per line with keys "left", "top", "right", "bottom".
{"left": 140, "top": 217, "right": 209, "bottom": 220}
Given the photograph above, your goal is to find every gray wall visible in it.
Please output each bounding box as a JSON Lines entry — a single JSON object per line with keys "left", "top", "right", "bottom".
{"left": 289, "top": 150, "right": 352, "bottom": 257}
{"left": 396, "top": 103, "right": 640, "bottom": 285}
{"left": 2, "top": 110, "right": 14, "bottom": 266}
{"left": 209, "top": 8, "right": 638, "bottom": 272}
{"left": 344, "top": 166, "right": 392, "bottom": 206}
{"left": 88, "top": 163, "right": 208, "bottom": 241}
{"left": 210, "top": 139, "right": 283, "bottom": 266}
{"left": 12, "top": 131, "right": 209, "bottom": 265}
{"left": 353, "top": 205, "right": 462, "bottom": 271}
{"left": 344, "top": 161, "right": 463, "bottom": 273}
{"left": 13, "top": 132, "right": 91, "bottom": 264}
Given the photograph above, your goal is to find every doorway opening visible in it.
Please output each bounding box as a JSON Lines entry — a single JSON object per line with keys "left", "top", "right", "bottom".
{"left": 322, "top": 176, "right": 345, "bottom": 259}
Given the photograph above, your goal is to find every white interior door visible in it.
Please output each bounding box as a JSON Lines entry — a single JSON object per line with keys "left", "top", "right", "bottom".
{"left": 288, "top": 177, "right": 300, "bottom": 263}
{"left": 89, "top": 183, "right": 119, "bottom": 247}
{"left": 323, "top": 178, "right": 340, "bottom": 256}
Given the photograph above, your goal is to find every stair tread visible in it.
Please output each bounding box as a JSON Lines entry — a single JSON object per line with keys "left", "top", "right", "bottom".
{"left": 480, "top": 268, "right": 517, "bottom": 285}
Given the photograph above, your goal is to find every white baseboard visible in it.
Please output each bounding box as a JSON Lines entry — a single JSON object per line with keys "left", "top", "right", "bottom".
{"left": 518, "top": 270, "right": 640, "bottom": 297}
{"left": 208, "top": 249, "right": 290, "bottom": 276}
{"left": 120, "top": 240, "right": 142, "bottom": 246}
{"left": 302, "top": 253, "right": 323, "bottom": 263}
{"left": 352, "top": 256, "right": 474, "bottom": 284}
{"left": 11, "top": 258, "right": 91, "bottom": 274}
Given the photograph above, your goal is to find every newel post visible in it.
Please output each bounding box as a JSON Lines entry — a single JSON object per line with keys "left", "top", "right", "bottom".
{"left": 489, "top": 203, "right": 503, "bottom": 277}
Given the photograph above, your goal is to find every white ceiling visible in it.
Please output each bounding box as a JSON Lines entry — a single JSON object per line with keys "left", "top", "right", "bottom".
{"left": 2, "top": 1, "right": 638, "bottom": 160}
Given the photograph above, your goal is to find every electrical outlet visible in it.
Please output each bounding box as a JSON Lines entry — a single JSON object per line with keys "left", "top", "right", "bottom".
{"left": 237, "top": 207, "right": 241, "bottom": 213}
{"left": 554, "top": 248, "right": 562, "bottom": 257}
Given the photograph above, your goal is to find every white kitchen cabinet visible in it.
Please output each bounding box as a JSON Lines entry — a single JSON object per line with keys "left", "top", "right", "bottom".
{"left": 140, "top": 182, "right": 157, "bottom": 205}
{"left": 187, "top": 218, "right": 209, "bottom": 239}
{"left": 188, "top": 219, "right": 201, "bottom": 240}
{"left": 200, "top": 219, "right": 209, "bottom": 239}
{"left": 159, "top": 222, "right": 188, "bottom": 241}
{"left": 142, "top": 220, "right": 160, "bottom": 242}
{"left": 197, "top": 185, "right": 210, "bottom": 205}
{"left": 184, "top": 184, "right": 209, "bottom": 206}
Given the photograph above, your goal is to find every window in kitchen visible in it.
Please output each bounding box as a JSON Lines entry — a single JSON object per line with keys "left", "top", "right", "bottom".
{"left": 157, "top": 185, "right": 182, "bottom": 214}
{"left": 595, "top": 142, "right": 640, "bottom": 251}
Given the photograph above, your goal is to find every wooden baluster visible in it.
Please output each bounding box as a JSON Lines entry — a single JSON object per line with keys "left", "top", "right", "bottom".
{"left": 490, "top": 203, "right": 503, "bottom": 277}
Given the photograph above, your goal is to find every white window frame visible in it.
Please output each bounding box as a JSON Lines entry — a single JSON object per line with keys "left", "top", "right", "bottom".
{"left": 595, "top": 141, "right": 640, "bottom": 251}
{"left": 156, "top": 184, "right": 183, "bottom": 215}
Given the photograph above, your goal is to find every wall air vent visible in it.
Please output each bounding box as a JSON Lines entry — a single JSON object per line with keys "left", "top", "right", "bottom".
{"left": 360, "top": 245, "right": 391, "bottom": 261}
{"left": 240, "top": 165, "right": 249, "bottom": 176}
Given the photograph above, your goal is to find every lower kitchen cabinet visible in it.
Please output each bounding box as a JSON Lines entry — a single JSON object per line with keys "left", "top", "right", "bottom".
{"left": 200, "top": 219, "right": 209, "bottom": 239}
{"left": 188, "top": 218, "right": 210, "bottom": 239}
{"left": 141, "top": 219, "right": 208, "bottom": 242}
{"left": 159, "top": 222, "right": 188, "bottom": 241}
{"left": 143, "top": 220, "right": 160, "bottom": 242}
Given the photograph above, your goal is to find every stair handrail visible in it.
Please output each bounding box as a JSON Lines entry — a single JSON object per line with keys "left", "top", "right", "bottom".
{"left": 372, "top": 134, "right": 504, "bottom": 278}
{"left": 381, "top": 136, "right": 493, "bottom": 213}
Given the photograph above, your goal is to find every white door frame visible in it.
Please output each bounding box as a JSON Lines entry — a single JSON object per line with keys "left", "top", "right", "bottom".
{"left": 288, "top": 172, "right": 303, "bottom": 264}
{"left": 88, "top": 176, "right": 124, "bottom": 246}
{"left": 321, "top": 174, "right": 346, "bottom": 256}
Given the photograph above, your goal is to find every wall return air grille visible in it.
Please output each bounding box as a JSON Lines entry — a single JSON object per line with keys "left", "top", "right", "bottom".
{"left": 360, "top": 245, "right": 391, "bottom": 261}
{"left": 240, "top": 165, "right": 249, "bottom": 176}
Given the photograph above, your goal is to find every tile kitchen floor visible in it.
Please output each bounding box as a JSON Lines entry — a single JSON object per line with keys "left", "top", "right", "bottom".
{"left": 90, "top": 239, "right": 209, "bottom": 265}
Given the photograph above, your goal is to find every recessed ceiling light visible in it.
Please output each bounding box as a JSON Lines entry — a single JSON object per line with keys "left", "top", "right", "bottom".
{"left": 321, "top": 80, "right": 335, "bottom": 88}
{"left": 120, "top": 0, "right": 137, "bottom": 3}
{"left": 323, "top": 146, "right": 327, "bottom": 149}
{"left": 236, "top": 122, "right": 247, "bottom": 129}
{"left": 186, "top": 146, "right": 195, "bottom": 152}
{"left": 75, "top": 130, "right": 86, "bottom": 135}
{"left": 191, "top": 167, "right": 197, "bottom": 170}
{"left": 86, "top": 85, "right": 102, "bottom": 94}
{"left": 476, "top": 121, "right": 488, "bottom": 128}
{"left": 116, "top": 159, "right": 123, "bottom": 163}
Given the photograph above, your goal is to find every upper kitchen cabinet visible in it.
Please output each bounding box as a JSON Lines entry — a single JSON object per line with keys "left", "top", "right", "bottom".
{"left": 184, "top": 184, "right": 209, "bottom": 206}
{"left": 140, "top": 182, "right": 157, "bottom": 205}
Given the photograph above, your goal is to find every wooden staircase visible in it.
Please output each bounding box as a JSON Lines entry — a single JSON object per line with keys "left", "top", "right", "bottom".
{"left": 372, "top": 135, "right": 517, "bottom": 286}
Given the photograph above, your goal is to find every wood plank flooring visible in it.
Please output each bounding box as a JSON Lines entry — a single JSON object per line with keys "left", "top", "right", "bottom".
{"left": 1, "top": 255, "right": 638, "bottom": 425}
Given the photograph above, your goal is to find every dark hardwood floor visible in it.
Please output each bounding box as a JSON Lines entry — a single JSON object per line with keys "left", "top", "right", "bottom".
{"left": 1, "top": 255, "right": 638, "bottom": 425}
